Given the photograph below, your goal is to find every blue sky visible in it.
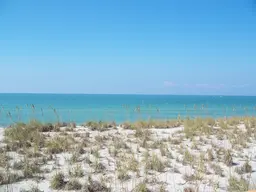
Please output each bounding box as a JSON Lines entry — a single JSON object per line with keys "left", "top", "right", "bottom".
{"left": 0, "top": 0, "right": 255, "bottom": 95}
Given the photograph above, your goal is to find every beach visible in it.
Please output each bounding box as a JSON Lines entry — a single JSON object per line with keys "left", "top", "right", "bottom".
{"left": 1, "top": 118, "right": 256, "bottom": 192}
{"left": 1, "top": 0, "right": 255, "bottom": 190}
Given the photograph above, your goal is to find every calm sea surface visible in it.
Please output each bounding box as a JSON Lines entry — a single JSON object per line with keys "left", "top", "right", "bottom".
{"left": 0, "top": 94, "right": 256, "bottom": 126}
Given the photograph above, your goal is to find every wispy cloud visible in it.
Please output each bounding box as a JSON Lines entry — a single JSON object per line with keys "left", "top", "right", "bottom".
{"left": 164, "top": 81, "right": 250, "bottom": 89}
{"left": 195, "top": 84, "right": 210, "bottom": 88}
{"left": 231, "top": 84, "right": 250, "bottom": 88}
{"left": 164, "top": 81, "right": 176, "bottom": 87}
{"left": 195, "top": 83, "right": 225, "bottom": 89}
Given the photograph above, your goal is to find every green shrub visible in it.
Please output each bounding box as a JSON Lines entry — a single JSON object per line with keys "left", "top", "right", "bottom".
{"left": 145, "top": 153, "right": 166, "bottom": 172}
{"left": 84, "top": 179, "right": 110, "bottom": 192}
{"left": 207, "top": 149, "right": 214, "bottom": 161}
{"left": 133, "top": 182, "right": 148, "bottom": 192}
{"left": 205, "top": 117, "right": 215, "bottom": 126}
{"left": 4, "top": 122, "right": 45, "bottom": 149}
{"left": 0, "top": 171, "right": 23, "bottom": 185}
{"left": 50, "top": 172, "right": 65, "bottom": 189}
{"left": 183, "top": 149, "right": 194, "bottom": 165}
{"left": 235, "top": 160, "right": 252, "bottom": 174}
{"left": 117, "top": 167, "right": 130, "bottom": 181}
{"left": 20, "top": 186, "right": 43, "bottom": 192}
{"left": 65, "top": 179, "right": 82, "bottom": 190}
{"left": 85, "top": 121, "right": 116, "bottom": 131}
{"left": 219, "top": 120, "right": 228, "bottom": 129}
{"left": 128, "top": 155, "right": 139, "bottom": 172}
{"left": 0, "top": 152, "right": 9, "bottom": 167}
{"left": 228, "top": 176, "right": 249, "bottom": 192}
{"left": 46, "top": 136, "right": 70, "bottom": 154}
{"left": 210, "top": 163, "right": 224, "bottom": 177}
{"left": 69, "top": 165, "right": 84, "bottom": 177}
{"left": 23, "top": 160, "right": 41, "bottom": 178}
{"left": 224, "top": 150, "right": 233, "bottom": 166}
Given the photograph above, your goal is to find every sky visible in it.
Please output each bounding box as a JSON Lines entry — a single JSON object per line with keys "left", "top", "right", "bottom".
{"left": 0, "top": 0, "right": 255, "bottom": 95}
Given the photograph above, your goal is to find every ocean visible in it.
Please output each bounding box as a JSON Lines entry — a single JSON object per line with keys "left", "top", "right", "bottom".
{"left": 0, "top": 94, "right": 256, "bottom": 126}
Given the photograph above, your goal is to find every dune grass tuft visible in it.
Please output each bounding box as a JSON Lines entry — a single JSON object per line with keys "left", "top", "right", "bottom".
{"left": 65, "top": 179, "right": 82, "bottom": 190}
{"left": 50, "top": 172, "right": 65, "bottom": 189}
{"left": 145, "top": 153, "right": 166, "bottom": 172}
{"left": 228, "top": 176, "right": 249, "bottom": 192}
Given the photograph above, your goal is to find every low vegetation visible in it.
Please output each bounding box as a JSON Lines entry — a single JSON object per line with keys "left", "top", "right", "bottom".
{"left": 50, "top": 172, "right": 65, "bottom": 189}
{"left": 65, "top": 179, "right": 82, "bottom": 190}
{"left": 0, "top": 116, "right": 256, "bottom": 191}
{"left": 145, "top": 153, "right": 166, "bottom": 172}
{"left": 228, "top": 176, "right": 249, "bottom": 192}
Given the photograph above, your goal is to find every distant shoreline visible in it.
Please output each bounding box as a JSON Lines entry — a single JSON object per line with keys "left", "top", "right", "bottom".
{"left": 0, "top": 93, "right": 256, "bottom": 96}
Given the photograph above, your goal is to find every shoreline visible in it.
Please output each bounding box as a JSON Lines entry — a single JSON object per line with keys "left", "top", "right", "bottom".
{"left": 0, "top": 117, "right": 256, "bottom": 191}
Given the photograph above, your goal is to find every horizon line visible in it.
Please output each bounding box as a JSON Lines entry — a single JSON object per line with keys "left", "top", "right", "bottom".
{"left": 0, "top": 92, "right": 255, "bottom": 97}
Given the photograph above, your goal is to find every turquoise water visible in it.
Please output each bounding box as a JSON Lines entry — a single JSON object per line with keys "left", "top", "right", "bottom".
{"left": 0, "top": 94, "right": 256, "bottom": 126}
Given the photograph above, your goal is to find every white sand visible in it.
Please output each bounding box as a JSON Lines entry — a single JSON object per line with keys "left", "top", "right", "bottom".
{"left": 0, "top": 124, "right": 256, "bottom": 192}
{"left": 0, "top": 128, "right": 4, "bottom": 141}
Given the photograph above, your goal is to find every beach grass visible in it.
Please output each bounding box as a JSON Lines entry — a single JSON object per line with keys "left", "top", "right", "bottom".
{"left": 0, "top": 116, "right": 256, "bottom": 191}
